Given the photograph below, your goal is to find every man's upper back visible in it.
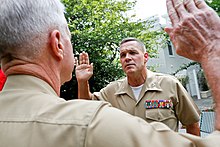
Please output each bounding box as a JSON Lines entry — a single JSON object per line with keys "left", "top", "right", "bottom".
{"left": 0, "top": 75, "right": 107, "bottom": 147}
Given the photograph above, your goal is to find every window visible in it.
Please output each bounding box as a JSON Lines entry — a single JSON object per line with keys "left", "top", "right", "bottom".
{"left": 167, "top": 41, "right": 174, "bottom": 56}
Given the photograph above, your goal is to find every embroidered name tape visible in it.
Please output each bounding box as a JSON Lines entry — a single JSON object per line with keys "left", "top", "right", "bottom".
{"left": 145, "top": 100, "right": 173, "bottom": 109}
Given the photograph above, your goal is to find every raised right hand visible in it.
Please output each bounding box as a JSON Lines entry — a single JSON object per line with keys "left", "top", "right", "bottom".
{"left": 75, "top": 52, "right": 93, "bottom": 82}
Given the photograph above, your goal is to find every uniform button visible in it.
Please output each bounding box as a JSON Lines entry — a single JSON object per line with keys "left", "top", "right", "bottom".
{"left": 151, "top": 83, "right": 156, "bottom": 87}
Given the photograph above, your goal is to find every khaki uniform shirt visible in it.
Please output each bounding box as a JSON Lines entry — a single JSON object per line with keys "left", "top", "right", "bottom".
{"left": 0, "top": 75, "right": 218, "bottom": 147}
{"left": 93, "top": 70, "right": 200, "bottom": 131}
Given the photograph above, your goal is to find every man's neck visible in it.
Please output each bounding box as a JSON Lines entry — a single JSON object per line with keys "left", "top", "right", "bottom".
{"left": 3, "top": 61, "right": 61, "bottom": 96}
{"left": 127, "top": 69, "right": 147, "bottom": 87}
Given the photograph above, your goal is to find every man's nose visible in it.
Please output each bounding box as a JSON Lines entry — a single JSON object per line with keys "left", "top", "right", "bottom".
{"left": 125, "top": 53, "right": 131, "bottom": 59}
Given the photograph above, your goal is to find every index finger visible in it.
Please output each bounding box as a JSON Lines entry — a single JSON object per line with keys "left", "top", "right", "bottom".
{"left": 194, "top": 0, "right": 209, "bottom": 9}
{"left": 84, "top": 52, "right": 90, "bottom": 65}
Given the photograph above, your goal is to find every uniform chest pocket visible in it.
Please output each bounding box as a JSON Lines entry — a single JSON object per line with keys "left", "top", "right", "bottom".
{"left": 145, "top": 109, "right": 175, "bottom": 122}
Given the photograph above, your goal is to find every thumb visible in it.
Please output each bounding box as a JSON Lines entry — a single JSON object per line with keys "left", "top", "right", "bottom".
{"left": 90, "top": 63, "right": 94, "bottom": 72}
{"left": 164, "top": 27, "right": 173, "bottom": 35}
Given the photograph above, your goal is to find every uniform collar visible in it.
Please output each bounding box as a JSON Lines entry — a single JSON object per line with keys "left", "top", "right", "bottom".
{"left": 115, "top": 70, "right": 163, "bottom": 96}
{"left": 3, "top": 75, "right": 58, "bottom": 97}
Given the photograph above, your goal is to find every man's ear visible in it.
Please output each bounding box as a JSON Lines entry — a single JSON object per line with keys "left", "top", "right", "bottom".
{"left": 50, "top": 30, "right": 64, "bottom": 61}
{"left": 144, "top": 52, "right": 148, "bottom": 63}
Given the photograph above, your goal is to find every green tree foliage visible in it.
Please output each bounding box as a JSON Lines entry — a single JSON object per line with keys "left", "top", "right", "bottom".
{"left": 60, "top": 0, "right": 166, "bottom": 100}
{"left": 206, "top": 0, "right": 220, "bottom": 15}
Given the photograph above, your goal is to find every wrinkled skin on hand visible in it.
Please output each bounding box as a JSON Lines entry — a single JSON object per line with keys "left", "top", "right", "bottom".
{"left": 164, "top": 0, "right": 220, "bottom": 63}
{"left": 165, "top": 0, "right": 220, "bottom": 130}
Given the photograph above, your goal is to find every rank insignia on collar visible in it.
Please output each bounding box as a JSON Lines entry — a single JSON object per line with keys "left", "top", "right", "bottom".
{"left": 144, "top": 100, "right": 173, "bottom": 109}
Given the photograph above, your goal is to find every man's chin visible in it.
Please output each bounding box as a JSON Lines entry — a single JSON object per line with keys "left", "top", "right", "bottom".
{"left": 125, "top": 69, "right": 135, "bottom": 75}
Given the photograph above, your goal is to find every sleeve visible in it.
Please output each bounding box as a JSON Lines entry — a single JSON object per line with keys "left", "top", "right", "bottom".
{"left": 91, "top": 91, "right": 104, "bottom": 101}
{"left": 85, "top": 104, "right": 220, "bottom": 147}
{"left": 174, "top": 79, "right": 200, "bottom": 125}
{"left": 91, "top": 91, "right": 109, "bottom": 101}
{"left": 91, "top": 83, "right": 115, "bottom": 102}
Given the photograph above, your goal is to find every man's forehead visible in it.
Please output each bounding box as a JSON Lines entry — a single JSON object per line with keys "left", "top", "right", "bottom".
{"left": 120, "top": 41, "right": 141, "bottom": 52}
{"left": 120, "top": 46, "right": 136, "bottom": 51}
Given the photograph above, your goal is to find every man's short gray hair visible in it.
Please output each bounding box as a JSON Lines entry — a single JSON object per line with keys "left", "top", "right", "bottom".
{"left": 119, "top": 37, "right": 146, "bottom": 52}
{"left": 0, "top": 0, "right": 67, "bottom": 59}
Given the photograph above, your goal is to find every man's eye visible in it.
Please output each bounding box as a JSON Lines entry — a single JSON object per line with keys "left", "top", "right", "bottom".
{"left": 120, "top": 54, "right": 125, "bottom": 58}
